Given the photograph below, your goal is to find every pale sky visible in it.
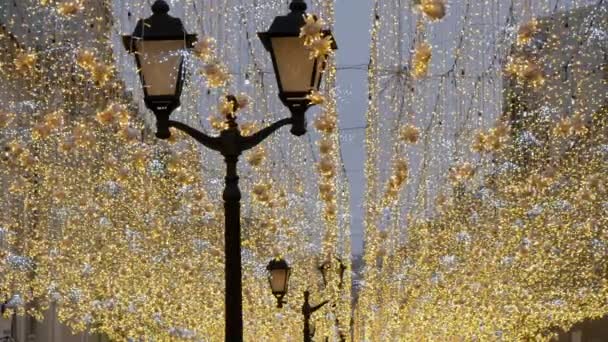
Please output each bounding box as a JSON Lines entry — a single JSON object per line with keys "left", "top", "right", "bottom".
{"left": 334, "top": 0, "right": 373, "bottom": 255}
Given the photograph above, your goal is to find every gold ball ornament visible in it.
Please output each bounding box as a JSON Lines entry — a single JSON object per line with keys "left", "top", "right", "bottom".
{"left": 314, "top": 113, "right": 337, "bottom": 134}
{"left": 76, "top": 49, "right": 97, "bottom": 71}
{"left": 418, "top": 0, "right": 446, "bottom": 21}
{"left": 57, "top": 2, "right": 82, "bottom": 16}
{"left": 14, "top": 52, "right": 37, "bottom": 73}
{"left": 300, "top": 14, "right": 325, "bottom": 45}
{"left": 399, "top": 124, "right": 421, "bottom": 144}
{"left": 246, "top": 148, "right": 266, "bottom": 168}
{"left": 517, "top": 19, "right": 539, "bottom": 46}
{"left": 318, "top": 137, "right": 335, "bottom": 155}
{"left": 193, "top": 37, "right": 216, "bottom": 61}
{"left": 317, "top": 157, "right": 336, "bottom": 179}
{"left": 412, "top": 42, "right": 432, "bottom": 79}
{"left": 0, "top": 112, "right": 14, "bottom": 129}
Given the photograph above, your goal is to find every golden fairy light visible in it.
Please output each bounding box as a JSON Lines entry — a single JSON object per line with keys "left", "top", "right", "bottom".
{"left": 0, "top": 1, "right": 351, "bottom": 340}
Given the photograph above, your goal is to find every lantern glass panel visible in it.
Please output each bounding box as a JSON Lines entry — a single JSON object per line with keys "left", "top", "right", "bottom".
{"left": 270, "top": 37, "right": 323, "bottom": 95}
{"left": 136, "top": 40, "right": 185, "bottom": 97}
{"left": 269, "top": 268, "right": 289, "bottom": 293}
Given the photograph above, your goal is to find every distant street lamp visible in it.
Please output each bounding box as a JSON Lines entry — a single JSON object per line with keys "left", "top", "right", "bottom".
{"left": 123, "top": 1, "right": 335, "bottom": 341}
{"left": 258, "top": 0, "right": 337, "bottom": 136}
{"left": 267, "top": 258, "right": 348, "bottom": 342}
{"left": 266, "top": 258, "right": 291, "bottom": 308}
{"left": 318, "top": 257, "right": 347, "bottom": 289}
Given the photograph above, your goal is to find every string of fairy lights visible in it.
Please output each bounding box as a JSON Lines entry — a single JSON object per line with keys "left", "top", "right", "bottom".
{"left": 0, "top": 0, "right": 351, "bottom": 340}
{"left": 357, "top": 0, "right": 607, "bottom": 341}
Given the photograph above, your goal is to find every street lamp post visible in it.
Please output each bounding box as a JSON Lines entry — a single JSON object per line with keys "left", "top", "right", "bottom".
{"left": 123, "top": 1, "right": 335, "bottom": 341}
{"left": 302, "top": 290, "right": 329, "bottom": 342}
{"left": 167, "top": 104, "right": 293, "bottom": 342}
{"left": 267, "top": 258, "right": 348, "bottom": 342}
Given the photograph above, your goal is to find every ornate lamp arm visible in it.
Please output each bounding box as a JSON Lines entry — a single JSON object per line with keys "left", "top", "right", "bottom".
{"left": 167, "top": 120, "right": 222, "bottom": 152}
{"left": 310, "top": 300, "right": 329, "bottom": 314}
{"left": 240, "top": 117, "right": 293, "bottom": 152}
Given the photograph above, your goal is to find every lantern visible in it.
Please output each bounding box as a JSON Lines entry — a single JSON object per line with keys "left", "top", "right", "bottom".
{"left": 123, "top": 0, "right": 196, "bottom": 139}
{"left": 258, "top": 0, "right": 337, "bottom": 136}
{"left": 267, "top": 258, "right": 291, "bottom": 308}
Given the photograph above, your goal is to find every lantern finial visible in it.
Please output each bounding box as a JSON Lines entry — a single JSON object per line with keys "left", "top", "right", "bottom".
{"left": 152, "top": 0, "right": 170, "bottom": 14}
{"left": 289, "top": 0, "right": 307, "bottom": 12}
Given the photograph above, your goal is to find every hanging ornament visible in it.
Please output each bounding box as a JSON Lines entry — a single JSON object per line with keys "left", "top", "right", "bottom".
{"left": 0, "top": 112, "right": 14, "bottom": 129}
{"left": 416, "top": 0, "right": 447, "bottom": 21}
{"left": 239, "top": 122, "right": 258, "bottom": 137}
{"left": 44, "top": 110, "right": 65, "bottom": 130}
{"left": 96, "top": 107, "right": 114, "bottom": 125}
{"left": 14, "top": 52, "right": 37, "bottom": 73}
{"left": 449, "top": 162, "right": 475, "bottom": 184}
{"left": 471, "top": 122, "right": 510, "bottom": 153}
{"left": 76, "top": 49, "right": 97, "bottom": 71}
{"left": 306, "top": 90, "right": 326, "bottom": 105}
{"left": 209, "top": 116, "right": 228, "bottom": 131}
{"left": 201, "top": 63, "right": 230, "bottom": 88}
{"left": 517, "top": 19, "right": 539, "bottom": 46}
{"left": 318, "top": 182, "right": 335, "bottom": 202}
{"left": 318, "top": 137, "right": 335, "bottom": 155}
{"left": 553, "top": 117, "right": 573, "bottom": 137}
{"left": 471, "top": 131, "right": 488, "bottom": 153}
{"left": 570, "top": 113, "right": 588, "bottom": 136}
{"left": 252, "top": 182, "right": 272, "bottom": 203}
{"left": 57, "top": 2, "right": 82, "bottom": 16}
{"left": 318, "top": 156, "right": 336, "bottom": 179}
{"left": 399, "top": 124, "right": 421, "bottom": 144}
{"left": 314, "top": 113, "right": 337, "bottom": 134}
{"left": 385, "top": 158, "right": 409, "bottom": 201}
{"left": 505, "top": 57, "right": 544, "bottom": 86}
{"left": 300, "top": 14, "right": 325, "bottom": 45}
{"left": 193, "top": 37, "right": 216, "bottom": 62}
{"left": 247, "top": 147, "right": 266, "bottom": 168}
{"left": 235, "top": 93, "right": 251, "bottom": 110}
{"left": 307, "top": 36, "right": 334, "bottom": 59}
{"left": 219, "top": 97, "right": 236, "bottom": 118}
{"left": 411, "top": 42, "right": 432, "bottom": 79}
{"left": 91, "top": 62, "right": 113, "bottom": 86}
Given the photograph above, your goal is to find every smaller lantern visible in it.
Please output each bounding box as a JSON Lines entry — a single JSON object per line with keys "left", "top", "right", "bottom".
{"left": 267, "top": 258, "right": 291, "bottom": 308}
{"left": 318, "top": 257, "right": 347, "bottom": 288}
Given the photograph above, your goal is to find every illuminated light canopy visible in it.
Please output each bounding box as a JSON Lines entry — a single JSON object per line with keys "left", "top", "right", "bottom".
{"left": 122, "top": 0, "right": 196, "bottom": 139}
{"left": 258, "top": 0, "right": 337, "bottom": 136}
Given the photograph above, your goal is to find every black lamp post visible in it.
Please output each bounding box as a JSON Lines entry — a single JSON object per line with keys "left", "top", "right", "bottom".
{"left": 123, "top": 1, "right": 336, "bottom": 341}
{"left": 301, "top": 290, "right": 330, "bottom": 342}
{"left": 258, "top": 0, "right": 337, "bottom": 136}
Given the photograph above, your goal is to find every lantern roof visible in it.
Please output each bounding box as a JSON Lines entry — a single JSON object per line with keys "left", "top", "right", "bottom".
{"left": 123, "top": 0, "right": 196, "bottom": 53}
{"left": 258, "top": 0, "right": 337, "bottom": 52}
{"left": 267, "top": 258, "right": 290, "bottom": 271}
